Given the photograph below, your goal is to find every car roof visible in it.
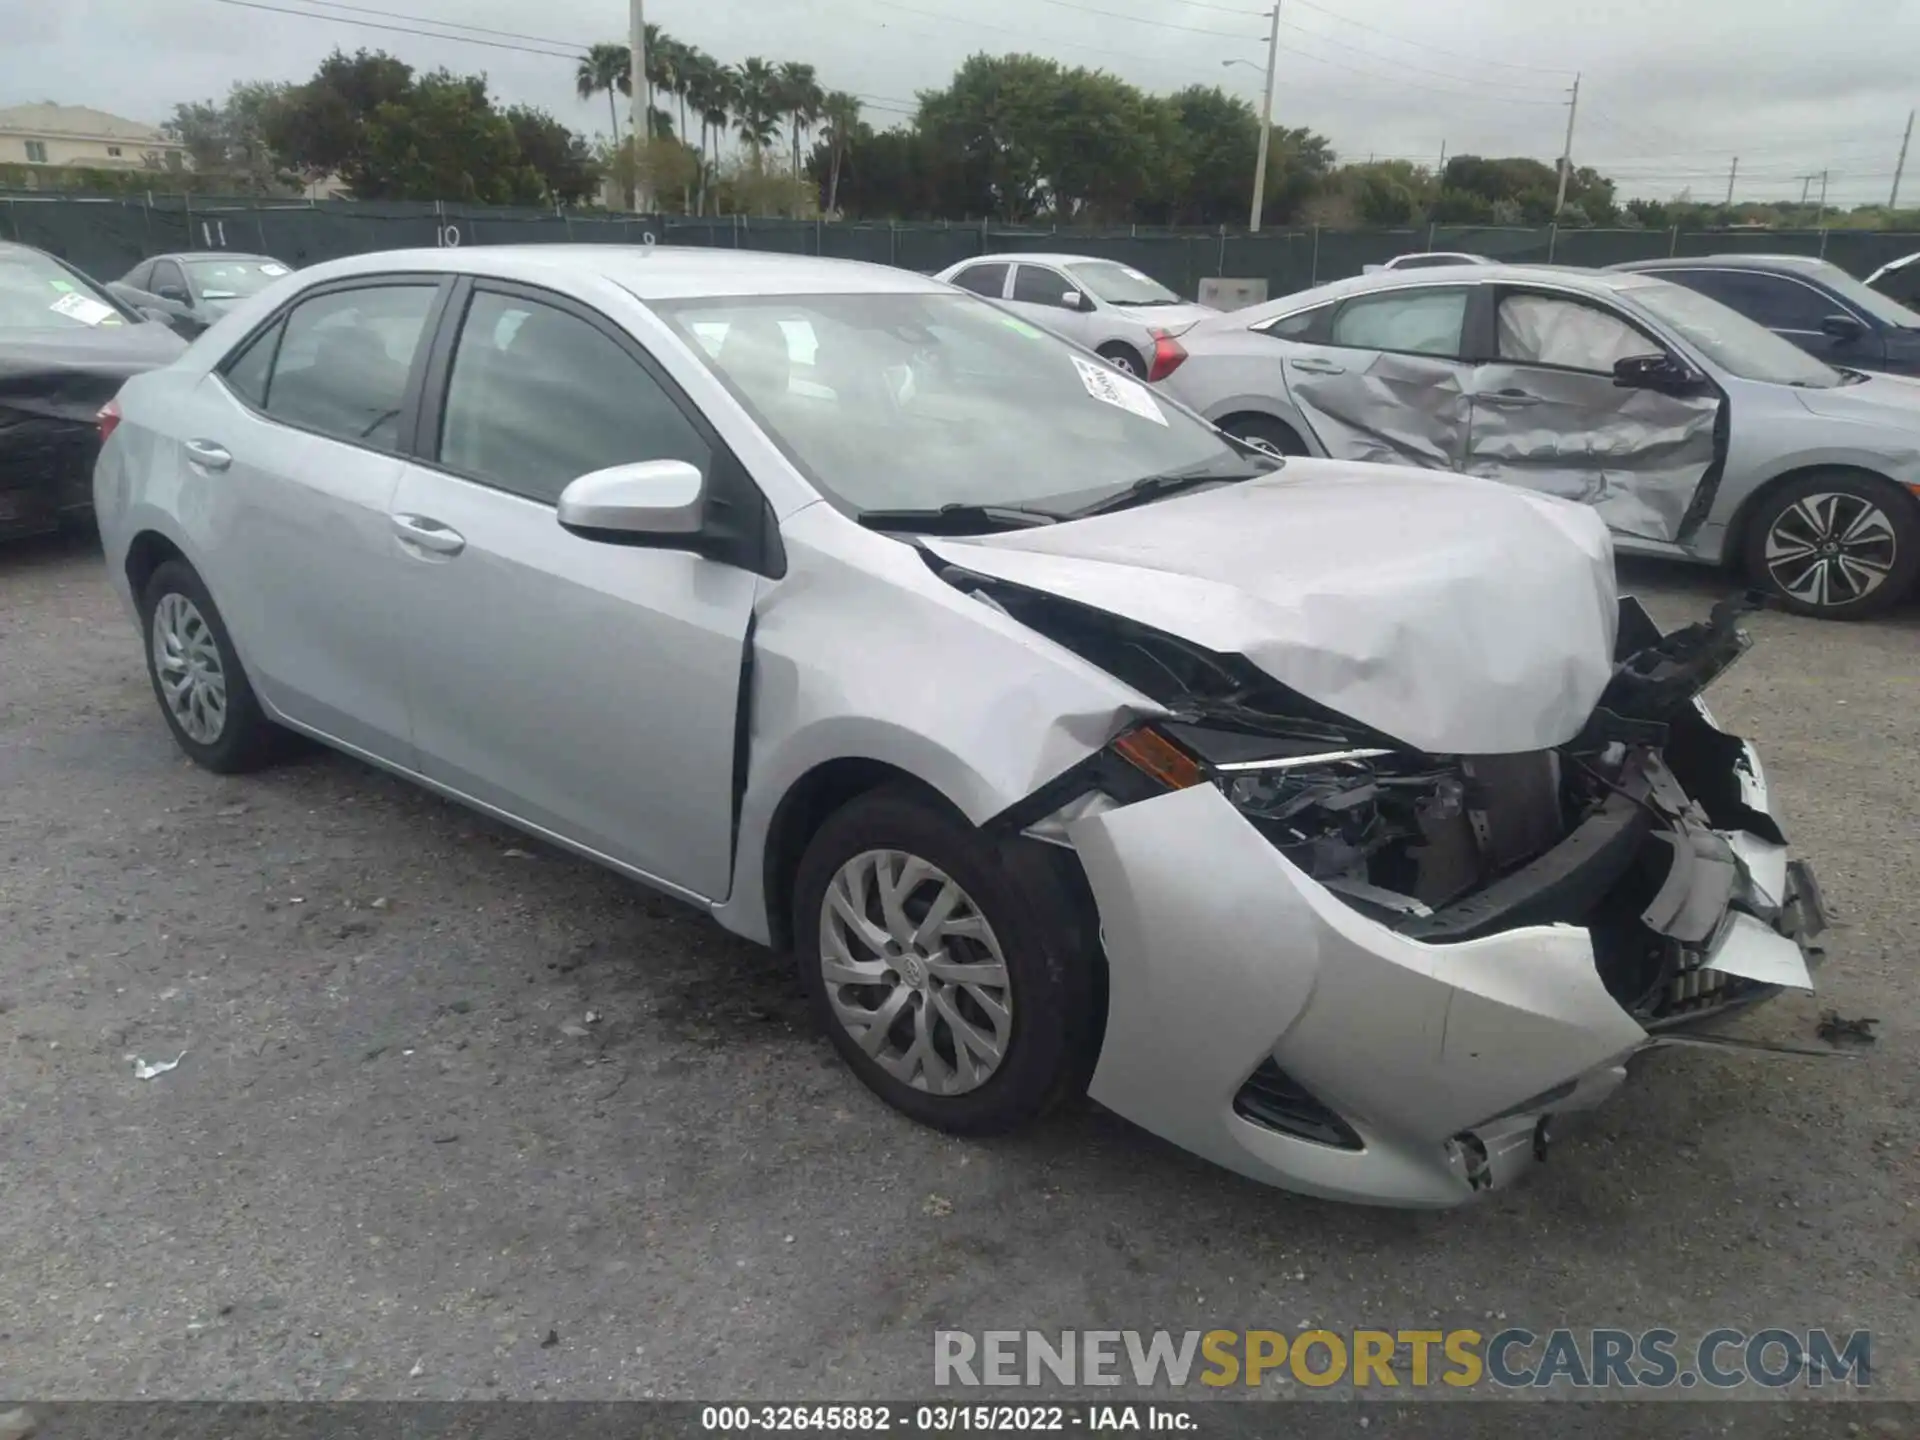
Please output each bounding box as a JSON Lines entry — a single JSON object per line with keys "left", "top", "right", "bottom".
{"left": 157, "top": 251, "right": 280, "bottom": 263}
{"left": 284, "top": 244, "right": 952, "bottom": 300}
{"left": 1266, "top": 262, "right": 1646, "bottom": 308}
{"left": 956, "top": 253, "right": 1130, "bottom": 268}
{"left": 1613, "top": 253, "right": 1832, "bottom": 273}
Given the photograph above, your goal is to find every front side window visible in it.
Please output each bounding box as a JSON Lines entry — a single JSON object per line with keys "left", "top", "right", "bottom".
{"left": 1664, "top": 270, "right": 1836, "bottom": 333}
{"left": 1330, "top": 287, "right": 1468, "bottom": 357}
{"left": 1789, "top": 258, "right": 1920, "bottom": 328}
{"left": 263, "top": 283, "right": 437, "bottom": 450}
{"left": 1065, "top": 260, "right": 1180, "bottom": 306}
{"left": 438, "top": 290, "right": 710, "bottom": 505}
{"left": 1621, "top": 278, "right": 1843, "bottom": 388}
{"left": 655, "top": 291, "right": 1256, "bottom": 518}
{"left": 949, "top": 263, "right": 1008, "bottom": 298}
{"left": 1496, "top": 292, "right": 1657, "bottom": 373}
{"left": 1011, "top": 265, "right": 1077, "bottom": 309}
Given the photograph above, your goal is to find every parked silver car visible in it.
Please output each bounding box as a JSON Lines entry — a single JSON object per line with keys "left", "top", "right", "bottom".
{"left": 934, "top": 252, "right": 1213, "bottom": 378}
{"left": 1363, "top": 250, "right": 1492, "bottom": 273}
{"left": 1159, "top": 263, "right": 1920, "bottom": 619}
{"left": 95, "top": 246, "right": 1825, "bottom": 1207}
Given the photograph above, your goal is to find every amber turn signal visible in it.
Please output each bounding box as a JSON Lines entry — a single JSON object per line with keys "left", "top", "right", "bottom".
{"left": 1111, "top": 726, "right": 1206, "bottom": 791}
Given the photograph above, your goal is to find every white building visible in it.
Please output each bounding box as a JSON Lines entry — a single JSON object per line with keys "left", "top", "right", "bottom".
{"left": 0, "top": 103, "right": 187, "bottom": 172}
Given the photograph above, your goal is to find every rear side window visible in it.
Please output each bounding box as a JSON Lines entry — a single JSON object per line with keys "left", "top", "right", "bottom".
{"left": 222, "top": 319, "right": 282, "bottom": 408}
{"left": 436, "top": 289, "right": 710, "bottom": 505}
{"left": 262, "top": 284, "right": 437, "bottom": 451}
{"left": 1330, "top": 287, "right": 1469, "bottom": 357}
{"left": 950, "top": 263, "right": 1008, "bottom": 298}
{"left": 1258, "top": 303, "right": 1333, "bottom": 341}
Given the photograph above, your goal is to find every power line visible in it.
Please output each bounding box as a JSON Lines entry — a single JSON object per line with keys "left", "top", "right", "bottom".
{"left": 1276, "top": 17, "right": 1565, "bottom": 94}
{"left": 839, "top": 0, "right": 1263, "bottom": 78}
{"left": 210, "top": 0, "right": 580, "bottom": 57}
{"left": 1026, "top": 0, "right": 1266, "bottom": 40}
{"left": 1283, "top": 0, "right": 1577, "bottom": 75}
{"left": 290, "top": 0, "right": 591, "bottom": 49}
{"left": 1270, "top": 32, "right": 1568, "bottom": 105}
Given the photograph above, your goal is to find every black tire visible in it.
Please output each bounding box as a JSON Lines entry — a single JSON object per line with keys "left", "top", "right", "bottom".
{"left": 1221, "top": 413, "right": 1309, "bottom": 457}
{"left": 792, "top": 784, "right": 1101, "bottom": 1136}
{"left": 1096, "top": 343, "right": 1146, "bottom": 378}
{"left": 139, "top": 558, "right": 287, "bottom": 772}
{"left": 1740, "top": 469, "right": 1920, "bottom": 620}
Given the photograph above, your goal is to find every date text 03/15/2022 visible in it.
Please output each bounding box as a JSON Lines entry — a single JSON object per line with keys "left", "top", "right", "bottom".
{"left": 701, "top": 1405, "right": 1194, "bottom": 1432}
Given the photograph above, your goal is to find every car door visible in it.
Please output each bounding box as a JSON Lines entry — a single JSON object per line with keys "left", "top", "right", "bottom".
{"left": 1660, "top": 267, "right": 1885, "bottom": 371}
{"left": 388, "top": 279, "right": 760, "bottom": 901}
{"left": 1464, "top": 286, "right": 1722, "bottom": 543}
{"left": 1277, "top": 283, "right": 1476, "bottom": 469}
{"left": 202, "top": 275, "right": 448, "bottom": 764}
{"left": 1007, "top": 262, "right": 1096, "bottom": 346}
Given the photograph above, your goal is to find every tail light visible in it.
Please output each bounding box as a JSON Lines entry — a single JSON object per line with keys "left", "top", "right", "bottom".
{"left": 1146, "top": 329, "right": 1188, "bottom": 383}
{"left": 97, "top": 398, "right": 122, "bottom": 446}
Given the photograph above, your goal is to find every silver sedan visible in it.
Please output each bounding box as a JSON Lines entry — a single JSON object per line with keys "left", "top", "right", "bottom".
{"left": 95, "top": 246, "right": 1824, "bottom": 1207}
{"left": 1158, "top": 263, "right": 1920, "bottom": 619}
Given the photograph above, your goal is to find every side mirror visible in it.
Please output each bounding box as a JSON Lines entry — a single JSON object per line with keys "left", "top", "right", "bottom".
{"left": 1060, "top": 290, "right": 1084, "bottom": 309}
{"left": 558, "top": 460, "right": 705, "bottom": 545}
{"left": 1821, "top": 313, "right": 1866, "bottom": 343}
{"left": 1613, "top": 352, "right": 1701, "bottom": 394}
{"left": 155, "top": 284, "right": 188, "bottom": 304}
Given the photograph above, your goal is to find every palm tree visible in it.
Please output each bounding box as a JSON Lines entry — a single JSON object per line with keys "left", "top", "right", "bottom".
{"left": 732, "top": 58, "right": 781, "bottom": 157}
{"left": 819, "top": 91, "right": 862, "bottom": 216}
{"left": 645, "top": 27, "right": 682, "bottom": 140}
{"left": 574, "top": 42, "right": 629, "bottom": 148}
{"left": 775, "top": 61, "right": 823, "bottom": 180}
{"left": 682, "top": 50, "right": 731, "bottom": 214}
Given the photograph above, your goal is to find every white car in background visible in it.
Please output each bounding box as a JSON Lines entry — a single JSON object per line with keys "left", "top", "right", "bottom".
{"left": 935, "top": 252, "right": 1213, "bottom": 379}
{"left": 1364, "top": 251, "right": 1493, "bottom": 274}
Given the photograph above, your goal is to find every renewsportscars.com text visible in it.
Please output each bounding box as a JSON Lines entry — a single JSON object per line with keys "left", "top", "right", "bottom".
{"left": 933, "top": 1328, "right": 1872, "bottom": 1391}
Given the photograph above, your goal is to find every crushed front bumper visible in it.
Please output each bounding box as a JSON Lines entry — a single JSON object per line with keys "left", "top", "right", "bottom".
{"left": 1066, "top": 750, "right": 1825, "bottom": 1209}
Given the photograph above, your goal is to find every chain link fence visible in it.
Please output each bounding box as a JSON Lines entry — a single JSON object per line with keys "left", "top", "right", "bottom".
{"left": 5, "top": 192, "right": 1917, "bottom": 298}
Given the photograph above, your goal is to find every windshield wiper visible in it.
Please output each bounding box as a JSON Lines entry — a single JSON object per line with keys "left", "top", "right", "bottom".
{"left": 1063, "top": 465, "right": 1266, "bottom": 520}
{"left": 855, "top": 502, "right": 1062, "bottom": 534}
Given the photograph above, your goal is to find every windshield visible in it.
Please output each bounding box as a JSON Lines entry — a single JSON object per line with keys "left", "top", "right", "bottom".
{"left": 1789, "top": 259, "right": 1920, "bottom": 329}
{"left": 185, "top": 257, "right": 291, "bottom": 300}
{"left": 1064, "top": 260, "right": 1182, "bottom": 306}
{"left": 654, "top": 291, "right": 1249, "bottom": 519}
{"left": 1624, "top": 279, "right": 1845, "bottom": 388}
{"left": 0, "top": 249, "right": 131, "bottom": 331}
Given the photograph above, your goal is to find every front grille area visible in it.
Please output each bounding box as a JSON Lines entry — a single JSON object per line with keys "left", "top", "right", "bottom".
{"left": 1233, "top": 1058, "right": 1363, "bottom": 1150}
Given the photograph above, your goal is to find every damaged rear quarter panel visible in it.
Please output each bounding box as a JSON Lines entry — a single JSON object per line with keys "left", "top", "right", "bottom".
{"left": 712, "top": 501, "right": 1163, "bottom": 945}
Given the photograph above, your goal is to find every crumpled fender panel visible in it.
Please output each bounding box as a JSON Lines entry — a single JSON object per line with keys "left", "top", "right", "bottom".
{"left": 1070, "top": 783, "right": 1647, "bottom": 1208}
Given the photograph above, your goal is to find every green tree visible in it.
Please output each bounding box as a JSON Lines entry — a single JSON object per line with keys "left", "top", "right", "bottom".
{"left": 817, "top": 90, "right": 862, "bottom": 215}
{"left": 733, "top": 59, "right": 782, "bottom": 155}
{"left": 163, "top": 81, "right": 298, "bottom": 194}
{"left": 682, "top": 51, "right": 734, "bottom": 213}
{"left": 505, "top": 105, "right": 601, "bottom": 204}
{"left": 574, "top": 42, "right": 629, "bottom": 146}
{"left": 1157, "top": 86, "right": 1258, "bottom": 224}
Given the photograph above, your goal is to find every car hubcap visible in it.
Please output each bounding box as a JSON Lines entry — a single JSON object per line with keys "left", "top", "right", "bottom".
{"left": 151, "top": 592, "right": 227, "bottom": 745}
{"left": 1765, "top": 492, "right": 1897, "bottom": 609}
{"left": 819, "top": 849, "right": 1013, "bottom": 1096}
{"left": 1106, "top": 353, "right": 1139, "bottom": 376}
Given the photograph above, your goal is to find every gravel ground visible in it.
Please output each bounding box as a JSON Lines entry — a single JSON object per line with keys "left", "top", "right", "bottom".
{"left": 0, "top": 530, "right": 1915, "bottom": 1406}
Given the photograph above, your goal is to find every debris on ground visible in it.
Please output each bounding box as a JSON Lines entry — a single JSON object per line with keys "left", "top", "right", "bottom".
{"left": 408, "top": 1358, "right": 425, "bottom": 1379}
{"left": 503, "top": 848, "right": 535, "bottom": 860}
{"left": 130, "top": 1050, "right": 187, "bottom": 1080}
{"left": 923, "top": 1194, "right": 953, "bottom": 1218}
{"left": 559, "top": 1022, "right": 591, "bottom": 1040}
{"left": 540, "top": 1328, "right": 560, "bottom": 1348}
{"left": 370, "top": 896, "right": 390, "bottom": 909}
{"left": 583, "top": 1010, "right": 600, "bottom": 1025}
{"left": 1817, "top": 1011, "right": 1879, "bottom": 1047}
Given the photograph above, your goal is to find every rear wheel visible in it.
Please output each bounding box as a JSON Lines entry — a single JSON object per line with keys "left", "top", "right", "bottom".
{"left": 1220, "top": 413, "right": 1308, "bottom": 457}
{"left": 140, "top": 559, "right": 287, "bottom": 772}
{"left": 1096, "top": 343, "right": 1145, "bottom": 378}
{"left": 792, "top": 785, "right": 1099, "bottom": 1135}
{"left": 1741, "top": 470, "right": 1920, "bottom": 620}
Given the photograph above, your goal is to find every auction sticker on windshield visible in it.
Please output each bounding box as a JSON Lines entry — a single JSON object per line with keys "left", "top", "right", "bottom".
{"left": 1071, "top": 355, "right": 1168, "bottom": 426}
{"left": 49, "top": 292, "right": 119, "bottom": 326}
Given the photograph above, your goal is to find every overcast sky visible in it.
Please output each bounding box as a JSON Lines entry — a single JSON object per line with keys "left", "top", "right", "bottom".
{"left": 11, "top": 0, "right": 1917, "bottom": 206}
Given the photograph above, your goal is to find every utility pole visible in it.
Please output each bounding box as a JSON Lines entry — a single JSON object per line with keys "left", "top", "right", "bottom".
{"left": 1725, "top": 156, "right": 1738, "bottom": 205}
{"left": 1799, "top": 174, "right": 1814, "bottom": 205}
{"left": 1249, "top": 3, "right": 1281, "bottom": 233}
{"left": 1552, "top": 73, "right": 1581, "bottom": 217}
{"left": 629, "top": 0, "right": 652, "bottom": 212}
{"left": 1816, "top": 169, "right": 1829, "bottom": 226}
{"left": 1893, "top": 109, "right": 1914, "bottom": 208}
{"left": 1437, "top": 138, "right": 1447, "bottom": 177}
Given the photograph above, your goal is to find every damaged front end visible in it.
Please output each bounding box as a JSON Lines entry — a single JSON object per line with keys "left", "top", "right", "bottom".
{"left": 970, "top": 572, "right": 1828, "bottom": 1207}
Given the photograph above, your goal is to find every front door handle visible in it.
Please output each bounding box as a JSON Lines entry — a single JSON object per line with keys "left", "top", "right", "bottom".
{"left": 392, "top": 513, "right": 466, "bottom": 557}
{"left": 183, "top": 438, "right": 231, "bottom": 471}
{"left": 1480, "top": 389, "right": 1541, "bottom": 408}
{"left": 1289, "top": 357, "right": 1346, "bottom": 376}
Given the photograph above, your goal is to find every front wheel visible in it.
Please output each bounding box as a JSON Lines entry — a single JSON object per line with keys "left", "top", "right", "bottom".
{"left": 1221, "top": 414, "right": 1308, "bottom": 457}
{"left": 791, "top": 785, "right": 1099, "bottom": 1135}
{"left": 1742, "top": 471, "right": 1920, "bottom": 620}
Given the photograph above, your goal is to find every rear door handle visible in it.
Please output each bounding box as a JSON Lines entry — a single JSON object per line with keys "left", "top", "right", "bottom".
{"left": 183, "top": 439, "right": 231, "bottom": 471}
{"left": 1480, "top": 389, "right": 1541, "bottom": 408}
{"left": 392, "top": 513, "right": 466, "bottom": 557}
{"left": 1289, "top": 358, "right": 1346, "bottom": 376}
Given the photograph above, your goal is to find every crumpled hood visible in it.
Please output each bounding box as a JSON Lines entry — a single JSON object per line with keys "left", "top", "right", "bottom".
{"left": 0, "top": 320, "right": 186, "bottom": 422}
{"left": 924, "top": 462, "right": 1620, "bottom": 754}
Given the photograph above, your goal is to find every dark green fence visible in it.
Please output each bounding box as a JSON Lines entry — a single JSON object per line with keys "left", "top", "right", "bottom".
{"left": 5, "top": 192, "right": 1917, "bottom": 297}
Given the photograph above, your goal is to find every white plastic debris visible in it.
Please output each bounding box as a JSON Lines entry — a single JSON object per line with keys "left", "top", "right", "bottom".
{"left": 131, "top": 1050, "right": 187, "bottom": 1080}
{"left": 409, "top": 1359, "right": 426, "bottom": 1379}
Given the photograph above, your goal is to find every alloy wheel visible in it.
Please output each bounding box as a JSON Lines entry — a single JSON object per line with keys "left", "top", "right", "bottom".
{"left": 1764, "top": 491, "right": 1897, "bottom": 610}
{"left": 151, "top": 591, "right": 228, "bottom": 745}
{"left": 818, "top": 848, "right": 1013, "bottom": 1096}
